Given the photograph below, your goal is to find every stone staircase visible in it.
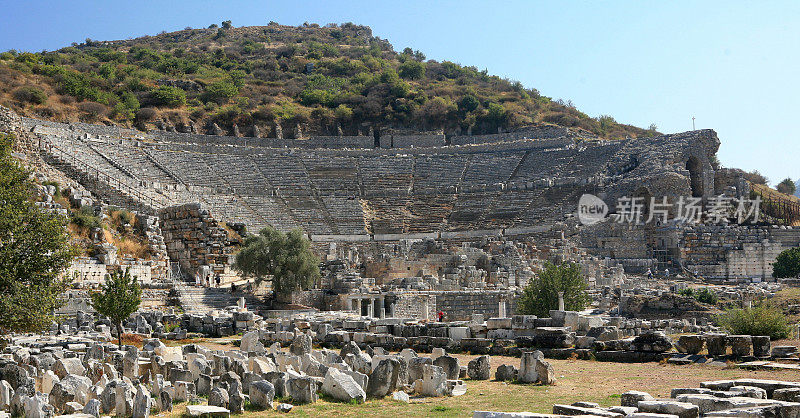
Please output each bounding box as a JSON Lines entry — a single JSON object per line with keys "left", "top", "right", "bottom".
{"left": 176, "top": 285, "right": 270, "bottom": 316}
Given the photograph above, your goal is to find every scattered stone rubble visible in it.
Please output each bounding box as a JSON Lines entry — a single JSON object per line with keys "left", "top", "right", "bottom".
{"left": 475, "top": 378, "right": 800, "bottom": 418}
{"left": 2, "top": 296, "right": 799, "bottom": 418}
{"left": 0, "top": 326, "right": 517, "bottom": 417}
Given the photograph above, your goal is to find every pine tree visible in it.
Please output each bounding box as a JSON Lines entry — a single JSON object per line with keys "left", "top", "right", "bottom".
{"left": 91, "top": 268, "right": 142, "bottom": 347}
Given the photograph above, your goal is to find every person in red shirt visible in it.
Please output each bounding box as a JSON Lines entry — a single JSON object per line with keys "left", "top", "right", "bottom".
{"left": 437, "top": 311, "right": 444, "bottom": 322}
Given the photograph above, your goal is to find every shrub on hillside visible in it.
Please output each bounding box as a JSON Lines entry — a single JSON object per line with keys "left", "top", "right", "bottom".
{"left": 71, "top": 205, "right": 101, "bottom": 230}
{"left": 743, "top": 170, "right": 769, "bottom": 185}
{"left": 398, "top": 60, "right": 425, "bottom": 80}
{"left": 716, "top": 304, "right": 790, "bottom": 340}
{"left": 678, "top": 287, "right": 718, "bottom": 305}
{"left": 773, "top": 247, "right": 800, "bottom": 278}
{"left": 78, "top": 101, "right": 108, "bottom": 118}
{"left": 135, "top": 107, "right": 158, "bottom": 122}
{"left": 151, "top": 86, "right": 186, "bottom": 107}
{"left": 203, "top": 81, "right": 239, "bottom": 104}
{"left": 13, "top": 86, "right": 47, "bottom": 105}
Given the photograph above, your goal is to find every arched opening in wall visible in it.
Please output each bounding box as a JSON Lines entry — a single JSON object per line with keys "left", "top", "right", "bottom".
{"left": 686, "top": 157, "right": 703, "bottom": 197}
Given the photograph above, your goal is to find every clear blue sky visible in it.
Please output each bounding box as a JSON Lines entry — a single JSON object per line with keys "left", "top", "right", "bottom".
{"left": 2, "top": 0, "right": 798, "bottom": 184}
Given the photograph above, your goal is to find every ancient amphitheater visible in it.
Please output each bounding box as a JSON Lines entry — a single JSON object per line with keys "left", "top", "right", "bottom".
{"left": 7, "top": 102, "right": 799, "bottom": 290}
{"left": 26, "top": 115, "right": 718, "bottom": 240}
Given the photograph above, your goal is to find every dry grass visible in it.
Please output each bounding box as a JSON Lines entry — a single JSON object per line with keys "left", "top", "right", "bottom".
{"left": 752, "top": 183, "right": 800, "bottom": 204}
{"left": 100, "top": 216, "right": 152, "bottom": 259}
{"left": 112, "top": 236, "right": 151, "bottom": 259}
{"left": 769, "top": 287, "right": 800, "bottom": 323}
{"left": 154, "top": 342, "right": 800, "bottom": 417}
{"left": 120, "top": 333, "right": 144, "bottom": 348}
{"left": 751, "top": 183, "right": 800, "bottom": 226}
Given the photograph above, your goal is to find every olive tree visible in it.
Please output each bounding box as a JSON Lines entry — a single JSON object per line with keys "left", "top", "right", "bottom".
{"left": 234, "top": 226, "right": 320, "bottom": 301}
{"left": 517, "top": 261, "right": 591, "bottom": 317}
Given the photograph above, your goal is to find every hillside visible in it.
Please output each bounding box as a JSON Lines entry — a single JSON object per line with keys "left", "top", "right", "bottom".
{"left": 750, "top": 182, "right": 800, "bottom": 226}
{"left": 0, "top": 21, "right": 655, "bottom": 139}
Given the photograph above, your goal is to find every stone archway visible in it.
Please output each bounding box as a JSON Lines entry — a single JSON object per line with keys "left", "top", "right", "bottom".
{"left": 686, "top": 156, "right": 703, "bottom": 197}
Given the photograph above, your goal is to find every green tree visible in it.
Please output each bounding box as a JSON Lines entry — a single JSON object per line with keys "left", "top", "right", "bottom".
{"left": 777, "top": 178, "right": 796, "bottom": 196}
{"left": 120, "top": 91, "right": 140, "bottom": 111}
{"left": 151, "top": 86, "right": 186, "bottom": 107}
{"left": 398, "top": 60, "right": 425, "bottom": 80}
{"left": 485, "top": 102, "right": 507, "bottom": 126}
{"left": 517, "top": 262, "right": 590, "bottom": 317}
{"left": 90, "top": 268, "right": 142, "bottom": 347}
{"left": 0, "top": 133, "right": 75, "bottom": 332}
{"left": 458, "top": 94, "right": 480, "bottom": 113}
{"left": 334, "top": 104, "right": 353, "bottom": 121}
{"left": 716, "top": 304, "right": 789, "bottom": 340}
{"left": 234, "top": 226, "right": 320, "bottom": 301}
{"left": 203, "top": 81, "right": 238, "bottom": 104}
{"left": 773, "top": 247, "right": 800, "bottom": 278}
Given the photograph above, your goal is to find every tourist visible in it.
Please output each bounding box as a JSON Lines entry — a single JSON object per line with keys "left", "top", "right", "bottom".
{"left": 438, "top": 311, "right": 444, "bottom": 322}
{"left": 215, "top": 274, "right": 221, "bottom": 288}
{"left": 646, "top": 268, "right": 652, "bottom": 280}
{"left": 231, "top": 283, "right": 237, "bottom": 294}
{"left": 664, "top": 268, "right": 670, "bottom": 278}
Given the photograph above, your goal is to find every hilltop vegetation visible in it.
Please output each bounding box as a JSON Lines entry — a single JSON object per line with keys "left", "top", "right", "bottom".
{"left": 0, "top": 21, "right": 653, "bottom": 138}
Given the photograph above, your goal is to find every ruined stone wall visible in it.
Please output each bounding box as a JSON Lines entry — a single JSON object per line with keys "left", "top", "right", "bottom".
{"left": 392, "top": 293, "right": 436, "bottom": 320}
{"left": 433, "top": 290, "right": 518, "bottom": 321}
{"left": 580, "top": 222, "right": 652, "bottom": 260}
{"left": 290, "top": 290, "right": 328, "bottom": 309}
{"left": 55, "top": 288, "right": 170, "bottom": 314}
{"left": 679, "top": 225, "right": 800, "bottom": 279}
{"left": 389, "top": 291, "right": 518, "bottom": 321}
{"left": 602, "top": 129, "right": 720, "bottom": 205}
{"left": 450, "top": 126, "right": 578, "bottom": 145}
{"left": 364, "top": 257, "right": 449, "bottom": 284}
{"left": 159, "top": 203, "right": 239, "bottom": 282}
{"left": 65, "top": 259, "right": 164, "bottom": 284}
{"left": 387, "top": 134, "right": 446, "bottom": 148}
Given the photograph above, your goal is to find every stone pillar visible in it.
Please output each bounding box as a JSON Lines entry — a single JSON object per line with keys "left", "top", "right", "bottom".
{"left": 558, "top": 292, "right": 565, "bottom": 311}
{"left": 355, "top": 298, "right": 362, "bottom": 316}
{"left": 423, "top": 298, "right": 430, "bottom": 322}
{"left": 379, "top": 296, "right": 386, "bottom": 319}
{"left": 369, "top": 298, "right": 376, "bottom": 318}
{"left": 498, "top": 299, "right": 507, "bottom": 318}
